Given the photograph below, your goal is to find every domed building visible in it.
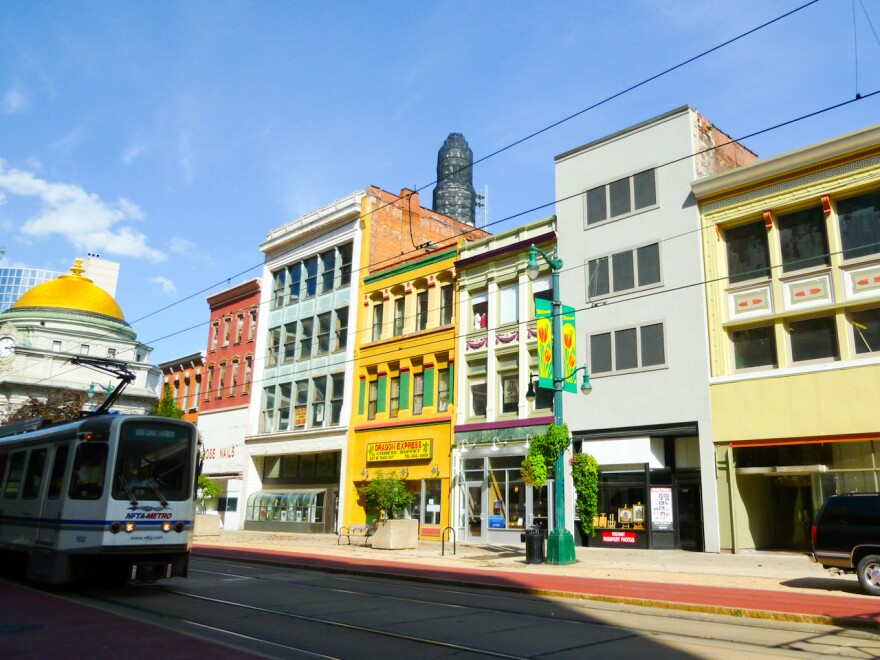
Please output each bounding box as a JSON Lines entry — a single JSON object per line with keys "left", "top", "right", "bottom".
{"left": 0, "top": 258, "right": 161, "bottom": 418}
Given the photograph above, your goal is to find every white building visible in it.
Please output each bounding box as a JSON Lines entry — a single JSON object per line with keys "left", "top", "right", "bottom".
{"left": 0, "top": 259, "right": 161, "bottom": 418}
{"left": 553, "top": 107, "right": 756, "bottom": 552}
{"left": 244, "top": 192, "right": 364, "bottom": 533}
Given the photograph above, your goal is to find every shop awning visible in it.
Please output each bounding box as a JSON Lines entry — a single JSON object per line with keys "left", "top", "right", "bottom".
{"left": 730, "top": 434, "right": 880, "bottom": 448}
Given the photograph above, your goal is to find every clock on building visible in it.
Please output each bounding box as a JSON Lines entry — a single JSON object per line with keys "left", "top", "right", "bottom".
{"left": 0, "top": 335, "right": 15, "bottom": 360}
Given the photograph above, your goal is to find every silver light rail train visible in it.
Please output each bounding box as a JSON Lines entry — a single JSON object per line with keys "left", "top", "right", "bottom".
{"left": 0, "top": 414, "right": 199, "bottom": 585}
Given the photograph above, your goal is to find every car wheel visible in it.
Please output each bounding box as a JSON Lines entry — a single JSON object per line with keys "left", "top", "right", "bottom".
{"left": 856, "top": 555, "right": 880, "bottom": 596}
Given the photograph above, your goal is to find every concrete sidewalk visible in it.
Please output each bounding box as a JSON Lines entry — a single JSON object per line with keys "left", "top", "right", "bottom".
{"left": 193, "top": 530, "right": 880, "bottom": 629}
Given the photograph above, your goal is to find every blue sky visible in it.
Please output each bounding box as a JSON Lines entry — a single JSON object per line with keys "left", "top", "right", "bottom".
{"left": 2, "top": 0, "right": 879, "bottom": 364}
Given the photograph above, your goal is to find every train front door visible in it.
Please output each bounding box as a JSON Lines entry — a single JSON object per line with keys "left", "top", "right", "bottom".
{"left": 36, "top": 443, "right": 71, "bottom": 547}
{"left": 465, "top": 481, "right": 486, "bottom": 543}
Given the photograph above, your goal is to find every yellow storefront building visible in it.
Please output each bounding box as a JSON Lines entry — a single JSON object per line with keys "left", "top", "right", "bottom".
{"left": 693, "top": 123, "right": 880, "bottom": 552}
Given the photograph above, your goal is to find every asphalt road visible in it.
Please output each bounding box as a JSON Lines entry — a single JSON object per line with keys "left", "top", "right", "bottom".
{"left": 49, "top": 555, "right": 880, "bottom": 659}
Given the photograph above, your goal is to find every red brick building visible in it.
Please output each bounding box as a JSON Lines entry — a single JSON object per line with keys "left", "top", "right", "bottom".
{"left": 199, "top": 278, "right": 261, "bottom": 529}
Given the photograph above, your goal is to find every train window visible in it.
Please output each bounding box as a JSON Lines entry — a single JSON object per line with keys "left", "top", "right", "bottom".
{"left": 48, "top": 445, "right": 70, "bottom": 500}
{"left": 22, "top": 448, "right": 48, "bottom": 499}
{"left": 113, "top": 421, "right": 194, "bottom": 502}
{"left": 0, "top": 452, "right": 7, "bottom": 488}
{"left": 70, "top": 443, "right": 108, "bottom": 500}
{"left": 3, "top": 451, "right": 26, "bottom": 499}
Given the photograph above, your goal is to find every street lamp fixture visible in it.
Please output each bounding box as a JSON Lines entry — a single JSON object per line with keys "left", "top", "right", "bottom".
{"left": 524, "top": 243, "right": 590, "bottom": 565}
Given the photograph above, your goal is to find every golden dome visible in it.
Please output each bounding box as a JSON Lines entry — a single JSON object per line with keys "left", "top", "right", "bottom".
{"left": 13, "top": 259, "right": 126, "bottom": 321}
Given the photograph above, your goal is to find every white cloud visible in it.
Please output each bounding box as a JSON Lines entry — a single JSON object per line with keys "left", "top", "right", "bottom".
{"left": 149, "top": 276, "right": 177, "bottom": 295}
{"left": 0, "top": 159, "right": 166, "bottom": 262}
{"left": 0, "top": 191, "right": 6, "bottom": 206}
{"left": 3, "top": 89, "right": 27, "bottom": 115}
{"left": 169, "top": 236, "right": 195, "bottom": 254}
{"left": 121, "top": 138, "right": 151, "bottom": 165}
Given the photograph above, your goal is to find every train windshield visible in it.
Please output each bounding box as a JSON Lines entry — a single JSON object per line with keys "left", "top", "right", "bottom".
{"left": 111, "top": 421, "right": 194, "bottom": 503}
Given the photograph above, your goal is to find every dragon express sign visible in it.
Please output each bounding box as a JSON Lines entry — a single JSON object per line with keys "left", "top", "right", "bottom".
{"left": 366, "top": 438, "right": 433, "bottom": 463}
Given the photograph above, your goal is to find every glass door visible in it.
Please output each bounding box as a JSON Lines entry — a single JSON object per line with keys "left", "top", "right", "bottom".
{"left": 465, "top": 481, "right": 486, "bottom": 542}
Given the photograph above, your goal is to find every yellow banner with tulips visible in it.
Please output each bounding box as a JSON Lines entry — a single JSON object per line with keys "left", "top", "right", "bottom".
{"left": 535, "top": 299, "right": 578, "bottom": 393}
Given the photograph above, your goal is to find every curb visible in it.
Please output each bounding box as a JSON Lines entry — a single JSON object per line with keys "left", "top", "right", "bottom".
{"left": 192, "top": 546, "right": 880, "bottom": 632}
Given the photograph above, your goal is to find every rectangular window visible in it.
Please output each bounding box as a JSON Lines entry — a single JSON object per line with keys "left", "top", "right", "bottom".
{"left": 243, "top": 357, "right": 252, "bottom": 394}
{"left": 53, "top": 340, "right": 62, "bottom": 352}
{"left": 283, "top": 321, "right": 297, "bottom": 363}
{"left": 586, "top": 169, "right": 656, "bottom": 226}
{"left": 206, "top": 366, "right": 214, "bottom": 400}
{"left": 183, "top": 377, "right": 191, "bottom": 408}
{"left": 368, "top": 381, "right": 378, "bottom": 420}
{"left": 316, "top": 312, "right": 331, "bottom": 356}
{"left": 218, "top": 363, "right": 227, "bottom": 398}
{"left": 249, "top": 310, "right": 257, "bottom": 341}
{"left": 48, "top": 445, "right": 69, "bottom": 500}
{"left": 261, "top": 386, "right": 275, "bottom": 433}
{"left": 267, "top": 328, "right": 281, "bottom": 368}
{"left": 778, "top": 207, "right": 829, "bottom": 272}
{"left": 590, "top": 323, "right": 666, "bottom": 374}
{"left": 330, "top": 373, "right": 345, "bottom": 424}
{"left": 107, "top": 348, "right": 116, "bottom": 359}
{"left": 500, "top": 373, "right": 519, "bottom": 414}
{"left": 586, "top": 186, "right": 607, "bottom": 224}
{"left": 3, "top": 451, "right": 26, "bottom": 499}
{"left": 223, "top": 318, "right": 231, "bottom": 347}
{"left": 294, "top": 380, "right": 308, "bottom": 429}
{"left": 440, "top": 284, "right": 453, "bottom": 325}
{"left": 790, "top": 316, "right": 838, "bottom": 363}
{"left": 194, "top": 374, "right": 202, "bottom": 402}
{"left": 272, "top": 269, "right": 286, "bottom": 309}
{"left": 589, "top": 243, "right": 660, "bottom": 299}
{"left": 417, "top": 290, "right": 428, "bottom": 331}
{"left": 289, "top": 263, "right": 301, "bottom": 302}
{"left": 499, "top": 283, "right": 519, "bottom": 325}
{"left": 588, "top": 257, "right": 609, "bottom": 297}
{"left": 230, "top": 359, "right": 239, "bottom": 396}
{"left": 390, "top": 376, "right": 400, "bottom": 418}
{"left": 312, "top": 377, "right": 326, "bottom": 426}
{"left": 437, "top": 368, "right": 450, "bottom": 412}
{"left": 372, "top": 301, "right": 384, "bottom": 341}
{"left": 236, "top": 313, "right": 244, "bottom": 343}
{"left": 335, "top": 307, "right": 349, "bottom": 352}
{"left": 23, "top": 448, "right": 47, "bottom": 499}
{"left": 278, "top": 383, "right": 291, "bottom": 431}
{"left": 321, "top": 249, "right": 335, "bottom": 293}
{"left": 612, "top": 251, "right": 634, "bottom": 291}
{"left": 732, "top": 326, "right": 777, "bottom": 370}
{"left": 726, "top": 221, "right": 770, "bottom": 283}
{"left": 304, "top": 256, "right": 318, "bottom": 298}
{"left": 471, "top": 292, "right": 488, "bottom": 330}
{"left": 413, "top": 372, "right": 424, "bottom": 415}
{"left": 838, "top": 191, "right": 880, "bottom": 260}
{"left": 393, "top": 297, "right": 405, "bottom": 336}
{"left": 339, "top": 243, "right": 353, "bottom": 287}
{"left": 852, "top": 307, "right": 880, "bottom": 355}
{"left": 470, "top": 378, "right": 486, "bottom": 418}
{"left": 299, "top": 317, "right": 313, "bottom": 360}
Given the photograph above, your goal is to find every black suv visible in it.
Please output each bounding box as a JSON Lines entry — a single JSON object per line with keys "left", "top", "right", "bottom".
{"left": 811, "top": 492, "right": 880, "bottom": 595}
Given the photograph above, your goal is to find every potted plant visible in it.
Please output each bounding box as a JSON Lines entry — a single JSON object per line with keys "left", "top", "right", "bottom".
{"left": 358, "top": 471, "right": 418, "bottom": 549}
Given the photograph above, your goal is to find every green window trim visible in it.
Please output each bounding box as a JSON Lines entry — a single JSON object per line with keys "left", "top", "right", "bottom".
{"left": 400, "top": 372, "right": 410, "bottom": 409}
{"left": 424, "top": 367, "right": 435, "bottom": 408}
{"left": 377, "top": 375, "right": 388, "bottom": 413}
{"left": 358, "top": 379, "right": 366, "bottom": 416}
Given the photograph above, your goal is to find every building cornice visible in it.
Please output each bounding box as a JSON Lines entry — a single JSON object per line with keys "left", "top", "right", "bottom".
{"left": 692, "top": 123, "right": 880, "bottom": 205}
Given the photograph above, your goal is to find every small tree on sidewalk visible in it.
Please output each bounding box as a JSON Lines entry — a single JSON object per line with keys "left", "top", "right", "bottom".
{"left": 358, "top": 470, "right": 415, "bottom": 520}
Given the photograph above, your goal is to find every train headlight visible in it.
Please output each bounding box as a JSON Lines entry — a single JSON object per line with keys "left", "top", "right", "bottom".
{"left": 161, "top": 522, "right": 172, "bottom": 533}
{"left": 174, "top": 522, "right": 185, "bottom": 533}
{"left": 110, "top": 522, "right": 121, "bottom": 534}
{"left": 124, "top": 522, "right": 136, "bottom": 533}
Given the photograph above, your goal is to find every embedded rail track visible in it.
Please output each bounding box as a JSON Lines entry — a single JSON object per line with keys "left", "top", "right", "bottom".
{"left": 60, "top": 556, "right": 880, "bottom": 659}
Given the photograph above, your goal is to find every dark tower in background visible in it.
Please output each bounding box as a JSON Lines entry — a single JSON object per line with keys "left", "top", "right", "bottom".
{"left": 433, "top": 133, "right": 476, "bottom": 226}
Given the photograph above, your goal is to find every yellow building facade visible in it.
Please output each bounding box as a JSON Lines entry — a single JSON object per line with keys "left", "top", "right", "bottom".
{"left": 343, "top": 247, "right": 458, "bottom": 538}
{"left": 693, "top": 123, "right": 880, "bottom": 552}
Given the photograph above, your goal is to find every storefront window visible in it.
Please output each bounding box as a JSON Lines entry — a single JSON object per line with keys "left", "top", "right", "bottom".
{"left": 246, "top": 490, "right": 325, "bottom": 523}
{"left": 488, "top": 456, "right": 527, "bottom": 529}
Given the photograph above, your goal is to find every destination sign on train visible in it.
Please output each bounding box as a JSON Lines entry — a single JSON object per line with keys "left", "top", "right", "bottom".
{"left": 366, "top": 439, "right": 432, "bottom": 463}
